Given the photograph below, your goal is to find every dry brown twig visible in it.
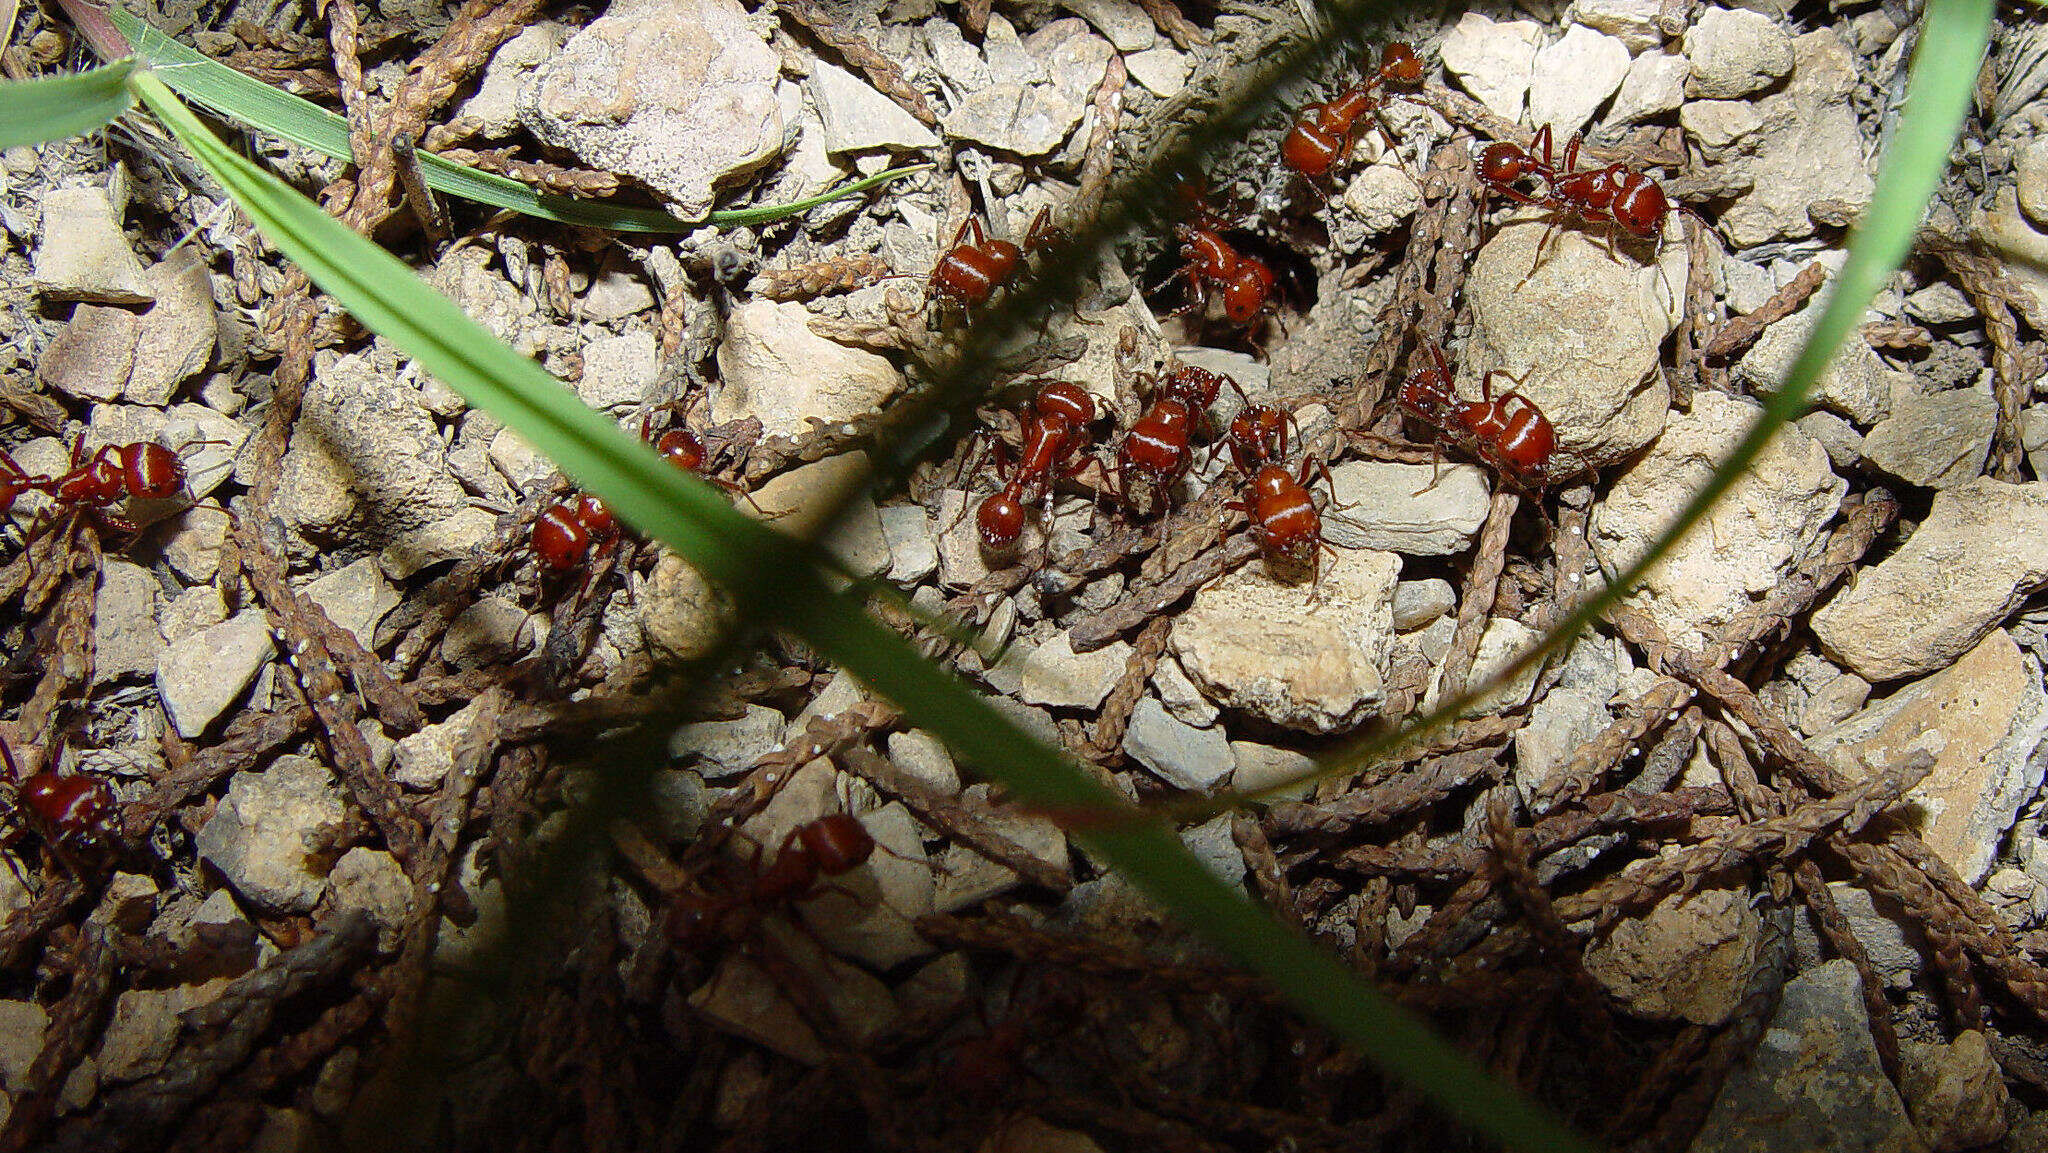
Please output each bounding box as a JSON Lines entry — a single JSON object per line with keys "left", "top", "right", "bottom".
{"left": 778, "top": 0, "right": 937, "bottom": 127}
{"left": 1700, "top": 259, "right": 1828, "bottom": 362}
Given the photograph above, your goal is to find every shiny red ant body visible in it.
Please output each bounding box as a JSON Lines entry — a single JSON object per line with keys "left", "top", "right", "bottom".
{"left": 1398, "top": 342, "right": 1557, "bottom": 491}
{"left": 2, "top": 736, "right": 115, "bottom": 856}
{"left": 1478, "top": 125, "right": 1673, "bottom": 273}
{"left": 976, "top": 382, "right": 1098, "bottom": 551}
{"left": 670, "top": 813, "right": 876, "bottom": 949}
{"left": 1172, "top": 224, "right": 1277, "bottom": 327}
{"left": 1281, "top": 42, "right": 1424, "bottom": 179}
{"left": 1222, "top": 401, "right": 1341, "bottom": 591}
{"left": 927, "top": 207, "right": 1063, "bottom": 311}
{"left": 1111, "top": 364, "right": 1230, "bottom": 512}
{"left": 8, "top": 438, "right": 201, "bottom": 537}
{"left": 529, "top": 493, "right": 619, "bottom": 572}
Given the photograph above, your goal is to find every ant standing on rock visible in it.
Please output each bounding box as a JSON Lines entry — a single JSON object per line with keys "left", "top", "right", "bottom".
{"left": 922, "top": 206, "right": 1066, "bottom": 314}
{"left": 1, "top": 735, "right": 115, "bottom": 864}
{"left": 974, "top": 381, "right": 1100, "bottom": 553}
{"left": 1281, "top": 42, "right": 1425, "bottom": 182}
{"left": 669, "top": 813, "right": 878, "bottom": 949}
{"left": 1477, "top": 125, "right": 1675, "bottom": 281}
{"left": 1223, "top": 400, "right": 1345, "bottom": 599}
{"left": 1398, "top": 341, "right": 1557, "bottom": 494}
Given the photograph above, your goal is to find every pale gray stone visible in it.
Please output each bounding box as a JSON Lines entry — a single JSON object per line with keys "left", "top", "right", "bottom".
{"left": 37, "top": 303, "right": 135, "bottom": 401}
{"left": 303, "top": 557, "right": 400, "bottom": 650}
{"left": 1425, "top": 617, "right": 1548, "bottom": 715}
{"left": 715, "top": 301, "right": 903, "bottom": 439}
{"left": 1151, "top": 653, "right": 1219, "bottom": 727}
{"left": 1057, "top": 0, "right": 1152, "bottom": 50}
{"left": 442, "top": 596, "right": 539, "bottom": 670}
{"left": 1171, "top": 547, "right": 1398, "bottom": 733}
{"left": 1325, "top": 461, "right": 1489, "bottom": 555}
{"left": 932, "top": 783, "right": 1070, "bottom": 912}
{"left": 1123, "top": 46, "right": 1189, "bottom": 97}
{"left": 33, "top": 185, "right": 150, "bottom": 304}
{"left": 581, "top": 264, "right": 656, "bottom": 323}
{"left": 1973, "top": 186, "right": 2048, "bottom": 321}
{"left": 1901, "top": 1032, "right": 2008, "bottom": 1152}
{"left": 1684, "top": 7, "right": 1794, "bottom": 98}
{"left": 1439, "top": 13, "right": 1541, "bottom": 122}
{"left": 1528, "top": 25, "right": 1630, "bottom": 141}
{"left": 1904, "top": 282, "right": 1974, "bottom": 325}
{"left": 196, "top": 756, "right": 347, "bottom": 915}
{"left": 810, "top": 59, "right": 938, "bottom": 153}
{"left": 1228, "top": 742, "right": 1315, "bottom": 801}
{"left": 2021, "top": 137, "right": 2048, "bottom": 229}
{"left": 487, "top": 427, "right": 557, "bottom": 493}
{"left": 1338, "top": 163, "right": 1422, "bottom": 235}
{"left": 94, "top": 560, "right": 162, "bottom": 684}
{"left": 670, "top": 705, "right": 784, "bottom": 779}
{"left": 1463, "top": 211, "right": 1683, "bottom": 476}
{"left": 743, "top": 452, "right": 892, "bottom": 579}
{"left": 1811, "top": 479, "right": 2048, "bottom": 681}
{"left": 1584, "top": 887, "right": 1759, "bottom": 1023}
{"left": 1122, "top": 697, "right": 1234, "bottom": 791}
{"left": 1860, "top": 384, "right": 1997, "bottom": 489}
{"left": 576, "top": 331, "right": 658, "bottom": 411}
{"left": 1179, "top": 816, "right": 1246, "bottom": 889}
{"left": 1609, "top": 50, "right": 1689, "bottom": 124}
{"left": 158, "top": 611, "right": 274, "bottom": 738}
{"left": 688, "top": 927, "right": 898, "bottom": 1064}
{"left": 393, "top": 697, "right": 491, "bottom": 789}
{"left": 1392, "top": 578, "right": 1457, "bottom": 631}
{"left": 1571, "top": 0, "right": 1666, "bottom": 51}
{"left": 457, "top": 22, "right": 570, "bottom": 137}
{"left": 1016, "top": 631, "right": 1131, "bottom": 710}
{"left": 1691, "top": 30, "right": 1873, "bottom": 247}
{"left": 1736, "top": 301, "right": 1895, "bottom": 425}
{"left": 932, "top": 17, "right": 1110, "bottom": 156}
{"left": 159, "top": 585, "right": 228, "bottom": 647}
{"left": 1514, "top": 636, "right": 1627, "bottom": 804}
{"left": 126, "top": 248, "right": 218, "bottom": 406}
{"left": 327, "top": 848, "right": 413, "bottom": 953}
{"left": 886, "top": 729, "right": 960, "bottom": 795}
{"left": 1810, "top": 631, "right": 2048, "bottom": 884}
{"left": 1691, "top": 961, "right": 1927, "bottom": 1153}
{"left": 379, "top": 507, "right": 499, "bottom": 579}
{"left": 98, "top": 979, "right": 234, "bottom": 1083}
{"left": 163, "top": 505, "right": 231, "bottom": 584}
{"left": 0, "top": 1001, "right": 48, "bottom": 1090}
{"left": 1591, "top": 392, "right": 1845, "bottom": 650}
{"left": 518, "top": 0, "right": 783, "bottom": 219}
{"left": 878, "top": 502, "right": 938, "bottom": 583}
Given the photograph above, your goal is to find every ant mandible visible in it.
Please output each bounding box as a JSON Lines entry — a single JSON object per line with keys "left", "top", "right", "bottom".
{"left": 1398, "top": 341, "right": 1557, "bottom": 493}
{"left": 1281, "top": 42, "right": 1425, "bottom": 180}
{"left": 975, "top": 381, "right": 1098, "bottom": 552}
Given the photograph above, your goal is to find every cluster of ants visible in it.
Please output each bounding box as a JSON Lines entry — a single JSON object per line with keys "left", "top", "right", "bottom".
{"left": 911, "top": 40, "right": 1685, "bottom": 589}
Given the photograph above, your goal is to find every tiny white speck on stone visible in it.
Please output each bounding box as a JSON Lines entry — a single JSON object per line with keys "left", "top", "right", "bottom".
{"left": 428, "top": 881, "right": 441, "bottom": 893}
{"left": 1570, "top": 573, "right": 1583, "bottom": 584}
{"left": 1628, "top": 746, "right": 1640, "bottom": 756}
{"left": 1668, "top": 711, "right": 1680, "bottom": 721}
{"left": 841, "top": 424, "right": 856, "bottom": 435}
{"left": 764, "top": 772, "right": 779, "bottom": 782}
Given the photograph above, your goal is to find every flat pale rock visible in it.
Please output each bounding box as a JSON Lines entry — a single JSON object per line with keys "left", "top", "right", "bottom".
{"left": 1811, "top": 478, "right": 2048, "bottom": 681}
{"left": 158, "top": 611, "right": 275, "bottom": 738}
{"left": 1683, "top": 7, "right": 1794, "bottom": 98}
{"left": 1121, "top": 697, "right": 1233, "bottom": 790}
{"left": 1527, "top": 25, "right": 1629, "bottom": 141}
{"left": 1325, "top": 461, "right": 1489, "bottom": 556}
{"left": 1171, "top": 547, "right": 1398, "bottom": 733}
{"left": 1440, "top": 13, "right": 1541, "bottom": 122}
{"left": 715, "top": 301, "right": 903, "bottom": 439}
{"left": 1584, "top": 887, "right": 1759, "bottom": 1023}
{"left": 195, "top": 756, "right": 346, "bottom": 915}
{"left": 34, "top": 186, "right": 151, "bottom": 304}
{"left": 1810, "top": 630, "right": 2048, "bottom": 884}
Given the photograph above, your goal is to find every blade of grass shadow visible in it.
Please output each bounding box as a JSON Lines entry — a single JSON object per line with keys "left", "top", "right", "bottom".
{"left": 1156, "top": 0, "right": 1994, "bottom": 817}
{"left": 0, "top": 59, "right": 135, "bottom": 148}
{"left": 106, "top": 6, "right": 926, "bottom": 232}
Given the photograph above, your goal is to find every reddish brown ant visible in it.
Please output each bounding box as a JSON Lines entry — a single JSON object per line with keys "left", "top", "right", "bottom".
{"left": 973, "top": 381, "right": 1099, "bottom": 552}
{"left": 923, "top": 206, "right": 1064, "bottom": 312}
{"left": 1281, "top": 42, "right": 1425, "bottom": 181}
{"left": 1398, "top": 341, "right": 1557, "bottom": 492}
{"left": 1171, "top": 224, "right": 1277, "bottom": 328}
{"left": 670, "top": 813, "right": 878, "bottom": 950}
{"left": 1, "top": 735, "right": 115, "bottom": 858}
{"left": 1225, "top": 402, "right": 1299, "bottom": 476}
{"left": 1110, "top": 364, "right": 1230, "bottom": 513}
{"left": 1220, "top": 397, "right": 1346, "bottom": 596}
{"left": 529, "top": 493, "right": 619, "bottom": 573}
{"left": 1478, "top": 125, "right": 1675, "bottom": 280}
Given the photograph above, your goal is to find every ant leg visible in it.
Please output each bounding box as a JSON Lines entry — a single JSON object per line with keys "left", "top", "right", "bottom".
{"left": 1518, "top": 218, "right": 1565, "bottom": 288}
{"left": 1411, "top": 442, "right": 1449, "bottom": 497}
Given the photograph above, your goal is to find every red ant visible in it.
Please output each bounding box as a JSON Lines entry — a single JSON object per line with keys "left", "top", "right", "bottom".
{"left": 1110, "top": 364, "right": 1231, "bottom": 514}
{"left": 1, "top": 735, "right": 115, "bottom": 859}
{"left": 1223, "top": 402, "right": 1343, "bottom": 596}
{"left": 670, "top": 813, "right": 877, "bottom": 949}
{"left": 1281, "top": 42, "right": 1425, "bottom": 180}
{"left": 13, "top": 438, "right": 204, "bottom": 537}
{"left": 1398, "top": 341, "right": 1556, "bottom": 492}
{"left": 923, "top": 207, "right": 1064, "bottom": 312}
{"left": 1171, "top": 224, "right": 1277, "bottom": 328}
{"left": 529, "top": 493, "right": 619, "bottom": 572}
{"left": 1478, "top": 125, "right": 1674, "bottom": 279}
{"left": 974, "top": 381, "right": 1098, "bottom": 552}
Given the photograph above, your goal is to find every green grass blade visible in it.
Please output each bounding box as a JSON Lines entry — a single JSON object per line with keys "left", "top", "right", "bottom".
{"left": 108, "top": 7, "right": 925, "bottom": 231}
{"left": 0, "top": 59, "right": 136, "bottom": 148}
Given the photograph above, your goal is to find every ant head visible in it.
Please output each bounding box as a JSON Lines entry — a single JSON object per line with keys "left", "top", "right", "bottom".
{"left": 1478, "top": 141, "right": 1538, "bottom": 187}
{"left": 800, "top": 814, "right": 874, "bottom": 875}
{"left": 571, "top": 494, "right": 618, "bottom": 542}
{"left": 977, "top": 489, "right": 1026, "bottom": 551}
{"left": 657, "top": 428, "right": 707, "bottom": 474}
{"left": 1164, "top": 365, "right": 1226, "bottom": 409}
{"left": 1611, "top": 173, "right": 1671, "bottom": 239}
